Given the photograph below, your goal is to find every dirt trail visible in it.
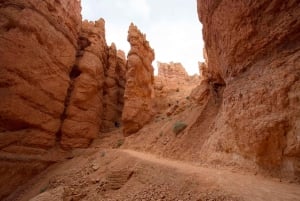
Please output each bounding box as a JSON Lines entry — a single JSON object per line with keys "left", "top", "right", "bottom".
{"left": 122, "top": 149, "right": 300, "bottom": 201}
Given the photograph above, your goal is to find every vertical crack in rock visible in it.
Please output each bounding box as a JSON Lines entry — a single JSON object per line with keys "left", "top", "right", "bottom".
{"left": 55, "top": 36, "right": 89, "bottom": 143}
{"left": 59, "top": 19, "right": 108, "bottom": 148}
{"left": 55, "top": 64, "right": 82, "bottom": 143}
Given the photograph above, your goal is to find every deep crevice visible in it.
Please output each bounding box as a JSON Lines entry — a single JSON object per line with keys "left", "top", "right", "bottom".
{"left": 55, "top": 65, "right": 81, "bottom": 142}
{"left": 69, "top": 65, "right": 81, "bottom": 79}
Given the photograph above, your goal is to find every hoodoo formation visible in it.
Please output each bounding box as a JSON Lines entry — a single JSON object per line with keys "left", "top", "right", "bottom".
{"left": 122, "top": 23, "right": 155, "bottom": 136}
{"left": 0, "top": 0, "right": 299, "bottom": 200}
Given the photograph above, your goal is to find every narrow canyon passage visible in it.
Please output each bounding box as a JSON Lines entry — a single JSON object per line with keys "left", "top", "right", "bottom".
{"left": 0, "top": 0, "right": 299, "bottom": 200}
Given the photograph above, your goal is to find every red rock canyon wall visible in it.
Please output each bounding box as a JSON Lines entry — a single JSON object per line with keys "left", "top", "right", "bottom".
{"left": 101, "top": 44, "right": 127, "bottom": 132}
{"left": 0, "top": 0, "right": 82, "bottom": 198}
{"left": 197, "top": 0, "right": 300, "bottom": 177}
{"left": 0, "top": 1, "right": 127, "bottom": 198}
{"left": 60, "top": 19, "right": 107, "bottom": 148}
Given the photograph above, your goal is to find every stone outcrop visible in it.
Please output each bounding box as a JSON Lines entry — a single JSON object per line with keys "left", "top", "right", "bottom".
{"left": 122, "top": 23, "right": 155, "bottom": 136}
{"left": 157, "top": 62, "right": 189, "bottom": 86}
{"left": 156, "top": 62, "right": 199, "bottom": 91}
{"left": 154, "top": 62, "right": 199, "bottom": 113}
{"left": 198, "top": 62, "right": 207, "bottom": 78}
{"left": 0, "top": 0, "right": 81, "bottom": 198}
{"left": 195, "top": 0, "right": 300, "bottom": 177}
{"left": 60, "top": 19, "right": 107, "bottom": 148}
{"left": 101, "top": 44, "right": 126, "bottom": 132}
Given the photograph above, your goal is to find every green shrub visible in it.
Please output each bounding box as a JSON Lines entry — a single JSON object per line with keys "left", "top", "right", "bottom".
{"left": 172, "top": 121, "right": 187, "bottom": 135}
{"left": 39, "top": 185, "right": 48, "bottom": 193}
{"left": 116, "top": 139, "right": 124, "bottom": 148}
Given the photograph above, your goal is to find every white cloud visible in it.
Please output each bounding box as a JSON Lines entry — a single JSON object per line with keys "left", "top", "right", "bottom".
{"left": 128, "top": 0, "right": 151, "bottom": 20}
{"left": 105, "top": 23, "right": 130, "bottom": 52}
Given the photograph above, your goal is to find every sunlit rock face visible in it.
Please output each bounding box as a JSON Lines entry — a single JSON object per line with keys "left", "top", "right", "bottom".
{"left": 0, "top": 0, "right": 81, "bottom": 198}
{"left": 197, "top": 0, "right": 300, "bottom": 177}
{"left": 0, "top": 0, "right": 81, "bottom": 149}
{"left": 157, "top": 62, "right": 189, "bottom": 86}
{"left": 122, "top": 23, "right": 155, "bottom": 136}
{"left": 156, "top": 61, "right": 199, "bottom": 90}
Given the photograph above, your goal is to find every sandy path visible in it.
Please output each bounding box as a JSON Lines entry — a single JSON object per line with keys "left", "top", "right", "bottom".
{"left": 122, "top": 149, "right": 300, "bottom": 201}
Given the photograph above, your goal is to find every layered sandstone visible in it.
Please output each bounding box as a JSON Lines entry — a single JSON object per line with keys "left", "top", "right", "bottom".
{"left": 0, "top": 0, "right": 81, "bottom": 149}
{"left": 0, "top": 0, "right": 81, "bottom": 198}
{"left": 116, "top": 50, "right": 127, "bottom": 100}
{"left": 156, "top": 62, "right": 199, "bottom": 91}
{"left": 115, "top": 50, "right": 127, "bottom": 124}
{"left": 101, "top": 44, "right": 126, "bottom": 132}
{"left": 60, "top": 19, "right": 107, "bottom": 148}
{"left": 122, "top": 23, "right": 155, "bottom": 136}
{"left": 195, "top": 0, "right": 300, "bottom": 177}
{"left": 154, "top": 62, "right": 199, "bottom": 113}
{"left": 157, "top": 62, "right": 189, "bottom": 87}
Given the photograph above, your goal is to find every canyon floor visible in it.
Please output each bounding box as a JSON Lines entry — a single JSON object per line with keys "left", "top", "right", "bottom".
{"left": 4, "top": 128, "right": 300, "bottom": 201}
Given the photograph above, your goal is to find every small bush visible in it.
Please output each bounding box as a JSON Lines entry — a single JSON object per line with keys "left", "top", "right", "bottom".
{"left": 39, "top": 185, "right": 48, "bottom": 193}
{"left": 176, "top": 88, "right": 180, "bottom": 92}
{"left": 116, "top": 139, "right": 124, "bottom": 148}
{"left": 172, "top": 121, "right": 187, "bottom": 135}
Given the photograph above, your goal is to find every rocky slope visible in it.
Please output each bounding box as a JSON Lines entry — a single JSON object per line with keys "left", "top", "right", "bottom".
{"left": 122, "top": 23, "right": 155, "bottom": 136}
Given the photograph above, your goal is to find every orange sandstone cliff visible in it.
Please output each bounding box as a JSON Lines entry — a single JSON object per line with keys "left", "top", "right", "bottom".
{"left": 101, "top": 44, "right": 127, "bottom": 132}
{"left": 157, "top": 62, "right": 189, "bottom": 87}
{"left": 0, "top": 0, "right": 81, "bottom": 149}
{"left": 0, "top": 1, "right": 128, "bottom": 198}
{"left": 60, "top": 19, "right": 108, "bottom": 148}
{"left": 196, "top": 0, "right": 300, "bottom": 177}
{"left": 0, "top": 0, "right": 82, "bottom": 198}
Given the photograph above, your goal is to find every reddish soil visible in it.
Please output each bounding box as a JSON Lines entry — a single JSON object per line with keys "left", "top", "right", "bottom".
{"left": 5, "top": 129, "right": 300, "bottom": 201}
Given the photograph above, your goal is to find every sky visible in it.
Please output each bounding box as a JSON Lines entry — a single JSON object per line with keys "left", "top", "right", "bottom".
{"left": 81, "top": 0, "right": 204, "bottom": 75}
